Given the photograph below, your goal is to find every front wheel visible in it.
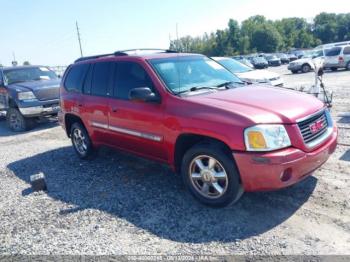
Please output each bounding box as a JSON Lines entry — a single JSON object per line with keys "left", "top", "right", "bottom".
{"left": 181, "top": 142, "right": 243, "bottom": 207}
{"left": 301, "top": 64, "right": 311, "bottom": 73}
{"left": 6, "top": 108, "right": 36, "bottom": 132}
{"left": 70, "top": 122, "right": 95, "bottom": 159}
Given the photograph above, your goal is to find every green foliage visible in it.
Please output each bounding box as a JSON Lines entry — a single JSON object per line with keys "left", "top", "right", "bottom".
{"left": 169, "top": 12, "right": 350, "bottom": 55}
{"left": 23, "top": 61, "right": 31, "bottom": 66}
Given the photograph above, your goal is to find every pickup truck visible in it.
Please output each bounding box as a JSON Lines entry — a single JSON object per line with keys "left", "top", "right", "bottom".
{"left": 0, "top": 65, "right": 60, "bottom": 131}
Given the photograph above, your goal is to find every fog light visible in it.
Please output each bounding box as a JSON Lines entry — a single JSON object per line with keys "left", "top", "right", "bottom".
{"left": 280, "top": 168, "right": 292, "bottom": 182}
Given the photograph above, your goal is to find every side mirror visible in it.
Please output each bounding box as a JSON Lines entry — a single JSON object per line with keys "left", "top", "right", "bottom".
{"left": 129, "top": 87, "right": 160, "bottom": 103}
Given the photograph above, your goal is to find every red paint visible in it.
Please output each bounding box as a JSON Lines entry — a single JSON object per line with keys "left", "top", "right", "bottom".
{"left": 59, "top": 53, "right": 338, "bottom": 192}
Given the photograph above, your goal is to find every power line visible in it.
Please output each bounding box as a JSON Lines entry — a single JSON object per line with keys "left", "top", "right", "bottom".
{"left": 76, "top": 21, "right": 83, "bottom": 57}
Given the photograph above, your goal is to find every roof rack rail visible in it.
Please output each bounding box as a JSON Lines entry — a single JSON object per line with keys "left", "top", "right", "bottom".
{"left": 74, "top": 53, "right": 113, "bottom": 63}
{"left": 74, "top": 49, "right": 179, "bottom": 63}
{"left": 114, "top": 48, "right": 178, "bottom": 56}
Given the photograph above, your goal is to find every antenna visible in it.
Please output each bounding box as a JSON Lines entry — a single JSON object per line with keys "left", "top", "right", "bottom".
{"left": 76, "top": 21, "right": 83, "bottom": 57}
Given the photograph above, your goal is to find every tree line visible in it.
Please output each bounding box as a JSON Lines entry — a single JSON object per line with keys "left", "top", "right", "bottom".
{"left": 169, "top": 12, "right": 350, "bottom": 56}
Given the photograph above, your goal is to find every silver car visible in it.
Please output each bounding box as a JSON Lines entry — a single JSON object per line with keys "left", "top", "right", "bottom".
{"left": 324, "top": 45, "right": 350, "bottom": 71}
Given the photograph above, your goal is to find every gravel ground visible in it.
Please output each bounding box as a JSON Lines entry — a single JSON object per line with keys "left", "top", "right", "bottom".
{"left": 0, "top": 65, "right": 349, "bottom": 256}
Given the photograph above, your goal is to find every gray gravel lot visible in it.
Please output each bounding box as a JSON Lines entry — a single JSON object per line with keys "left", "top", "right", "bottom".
{"left": 0, "top": 65, "right": 349, "bottom": 255}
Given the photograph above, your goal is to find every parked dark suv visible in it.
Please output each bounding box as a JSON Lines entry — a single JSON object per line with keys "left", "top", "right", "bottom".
{"left": 0, "top": 66, "right": 60, "bottom": 131}
{"left": 59, "top": 49, "right": 337, "bottom": 207}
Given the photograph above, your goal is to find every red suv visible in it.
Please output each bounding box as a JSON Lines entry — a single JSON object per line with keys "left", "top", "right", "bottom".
{"left": 59, "top": 49, "right": 338, "bottom": 207}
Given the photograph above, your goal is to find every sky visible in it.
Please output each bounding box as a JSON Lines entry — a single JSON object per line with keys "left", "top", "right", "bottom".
{"left": 0, "top": 0, "right": 349, "bottom": 66}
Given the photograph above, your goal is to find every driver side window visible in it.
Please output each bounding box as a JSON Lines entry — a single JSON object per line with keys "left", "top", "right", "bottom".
{"left": 113, "top": 62, "right": 154, "bottom": 100}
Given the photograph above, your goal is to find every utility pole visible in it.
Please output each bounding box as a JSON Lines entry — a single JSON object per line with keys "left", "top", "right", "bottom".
{"left": 176, "top": 23, "right": 179, "bottom": 51}
{"left": 76, "top": 21, "right": 83, "bottom": 57}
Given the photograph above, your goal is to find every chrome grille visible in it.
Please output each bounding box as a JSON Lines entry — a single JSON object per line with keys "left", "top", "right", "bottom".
{"left": 33, "top": 86, "right": 59, "bottom": 101}
{"left": 298, "top": 110, "right": 328, "bottom": 144}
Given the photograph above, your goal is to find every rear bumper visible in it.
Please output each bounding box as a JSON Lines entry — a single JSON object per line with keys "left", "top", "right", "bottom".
{"left": 233, "top": 127, "right": 337, "bottom": 192}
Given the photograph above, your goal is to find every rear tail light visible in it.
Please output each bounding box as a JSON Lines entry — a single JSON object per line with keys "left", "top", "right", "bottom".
{"left": 339, "top": 56, "right": 344, "bottom": 62}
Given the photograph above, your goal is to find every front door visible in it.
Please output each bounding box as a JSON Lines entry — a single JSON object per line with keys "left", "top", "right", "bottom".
{"left": 107, "top": 61, "right": 168, "bottom": 161}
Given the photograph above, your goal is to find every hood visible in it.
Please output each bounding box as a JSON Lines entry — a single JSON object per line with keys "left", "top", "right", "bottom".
{"left": 8, "top": 79, "right": 60, "bottom": 92}
{"left": 186, "top": 86, "right": 324, "bottom": 124}
{"left": 236, "top": 70, "right": 279, "bottom": 82}
{"left": 291, "top": 57, "right": 312, "bottom": 64}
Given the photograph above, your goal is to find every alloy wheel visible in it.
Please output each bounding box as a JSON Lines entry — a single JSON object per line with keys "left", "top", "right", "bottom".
{"left": 72, "top": 128, "right": 88, "bottom": 155}
{"left": 189, "top": 155, "right": 228, "bottom": 199}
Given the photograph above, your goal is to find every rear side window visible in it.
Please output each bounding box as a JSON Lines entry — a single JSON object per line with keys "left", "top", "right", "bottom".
{"left": 113, "top": 62, "right": 153, "bottom": 100}
{"left": 91, "top": 62, "right": 113, "bottom": 96}
{"left": 64, "top": 64, "right": 89, "bottom": 92}
{"left": 326, "top": 47, "right": 341, "bottom": 56}
{"left": 343, "top": 46, "right": 350, "bottom": 55}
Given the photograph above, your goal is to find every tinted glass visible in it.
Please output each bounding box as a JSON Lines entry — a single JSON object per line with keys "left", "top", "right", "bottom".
{"left": 91, "top": 62, "right": 112, "bottom": 96}
{"left": 64, "top": 64, "right": 89, "bottom": 92}
{"left": 150, "top": 56, "right": 243, "bottom": 94}
{"left": 113, "top": 62, "right": 153, "bottom": 100}
{"left": 218, "top": 58, "right": 252, "bottom": 73}
{"left": 343, "top": 46, "right": 350, "bottom": 55}
{"left": 326, "top": 47, "right": 342, "bottom": 56}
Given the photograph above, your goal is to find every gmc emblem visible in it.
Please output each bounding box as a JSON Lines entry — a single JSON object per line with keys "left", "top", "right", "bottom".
{"left": 309, "top": 120, "right": 324, "bottom": 134}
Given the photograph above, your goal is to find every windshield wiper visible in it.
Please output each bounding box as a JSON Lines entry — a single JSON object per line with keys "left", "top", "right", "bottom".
{"left": 216, "top": 81, "right": 245, "bottom": 88}
{"left": 176, "top": 86, "right": 219, "bottom": 95}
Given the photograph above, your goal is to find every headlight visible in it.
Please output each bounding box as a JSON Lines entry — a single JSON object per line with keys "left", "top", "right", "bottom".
{"left": 244, "top": 124, "right": 291, "bottom": 151}
{"left": 17, "top": 91, "right": 37, "bottom": 101}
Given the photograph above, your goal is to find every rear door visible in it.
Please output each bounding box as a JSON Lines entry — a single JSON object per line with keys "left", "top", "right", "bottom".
{"left": 325, "top": 47, "right": 342, "bottom": 66}
{"left": 343, "top": 46, "right": 350, "bottom": 67}
{"left": 80, "top": 61, "right": 114, "bottom": 144}
{"left": 107, "top": 61, "right": 167, "bottom": 161}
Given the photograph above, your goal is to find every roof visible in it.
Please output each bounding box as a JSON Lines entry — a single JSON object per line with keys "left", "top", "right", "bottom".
{"left": 74, "top": 49, "right": 202, "bottom": 64}
{"left": 2, "top": 65, "right": 47, "bottom": 71}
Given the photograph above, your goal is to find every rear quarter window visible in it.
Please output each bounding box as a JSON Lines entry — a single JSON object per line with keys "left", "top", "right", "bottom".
{"left": 343, "top": 46, "right": 350, "bottom": 55}
{"left": 64, "top": 64, "right": 90, "bottom": 92}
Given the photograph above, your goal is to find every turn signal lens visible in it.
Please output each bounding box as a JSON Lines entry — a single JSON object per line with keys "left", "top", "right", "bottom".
{"left": 247, "top": 131, "right": 267, "bottom": 149}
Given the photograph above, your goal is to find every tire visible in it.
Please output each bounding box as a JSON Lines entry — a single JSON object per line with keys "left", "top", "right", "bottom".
{"left": 301, "top": 64, "right": 311, "bottom": 73}
{"left": 331, "top": 67, "right": 338, "bottom": 71}
{"left": 70, "top": 122, "right": 95, "bottom": 159}
{"left": 291, "top": 70, "right": 298, "bottom": 74}
{"left": 6, "top": 108, "right": 36, "bottom": 132}
{"left": 181, "top": 142, "right": 243, "bottom": 207}
{"left": 346, "top": 62, "right": 350, "bottom": 70}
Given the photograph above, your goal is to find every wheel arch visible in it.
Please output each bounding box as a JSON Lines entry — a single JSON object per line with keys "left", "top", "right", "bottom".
{"left": 173, "top": 133, "right": 235, "bottom": 174}
{"left": 64, "top": 113, "right": 85, "bottom": 137}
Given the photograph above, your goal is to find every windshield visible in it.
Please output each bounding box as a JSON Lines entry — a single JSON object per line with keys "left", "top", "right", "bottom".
{"left": 217, "top": 58, "right": 252, "bottom": 73}
{"left": 149, "top": 56, "right": 243, "bottom": 94}
{"left": 3, "top": 67, "right": 58, "bottom": 85}
{"left": 253, "top": 57, "right": 265, "bottom": 62}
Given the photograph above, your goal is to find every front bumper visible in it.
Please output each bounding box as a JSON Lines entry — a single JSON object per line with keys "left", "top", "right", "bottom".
{"left": 288, "top": 64, "right": 302, "bottom": 71}
{"left": 233, "top": 127, "right": 337, "bottom": 192}
{"left": 18, "top": 100, "right": 60, "bottom": 117}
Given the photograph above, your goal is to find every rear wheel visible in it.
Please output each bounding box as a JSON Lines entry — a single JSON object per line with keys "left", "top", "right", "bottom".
{"left": 6, "top": 108, "right": 36, "bottom": 132}
{"left": 181, "top": 142, "right": 243, "bottom": 207}
{"left": 301, "top": 64, "right": 311, "bottom": 73}
{"left": 70, "top": 122, "right": 95, "bottom": 159}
